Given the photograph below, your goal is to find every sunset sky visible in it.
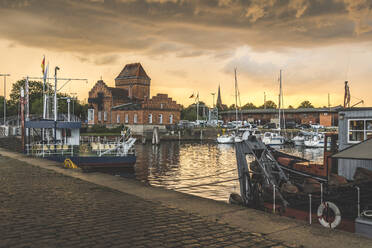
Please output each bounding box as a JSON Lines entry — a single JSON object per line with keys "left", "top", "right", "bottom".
{"left": 0, "top": 0, "right": 372, "bottom": 108}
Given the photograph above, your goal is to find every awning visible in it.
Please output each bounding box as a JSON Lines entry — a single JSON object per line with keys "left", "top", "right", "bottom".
{"left": 332, "top": 138, "right": 372, "bottom": 160}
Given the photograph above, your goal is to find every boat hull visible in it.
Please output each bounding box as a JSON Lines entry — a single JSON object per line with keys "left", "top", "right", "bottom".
{"left": 46, "top": 155, "right": 137, "bottom": 169}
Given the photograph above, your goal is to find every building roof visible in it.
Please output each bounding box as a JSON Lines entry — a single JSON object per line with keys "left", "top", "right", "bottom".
{"left": 111, "top": 102, "right": 142, "bottom": 111}
{"left": 115, "top": 63, "right": 151, "bottom": 80}
{"left": 339, "top": 107, "right": 372, "bottom": 112}
{"left": 332, "top": 138, "right": 372, "bottom": 160}
{"left": 221, "top": 106, "right": 342, "bottom": 115}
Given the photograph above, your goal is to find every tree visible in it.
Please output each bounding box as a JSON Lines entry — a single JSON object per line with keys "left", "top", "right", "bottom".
{"left": 298, "top": 100, "right": 314, "bottom": 108}
{"left": 259, "top": 100, "right": 277, "bottom": 109}
{"left": 7, "top": 79, "right": 89, "bottom": 120}
{"left": 288, "top": 105, "right": 294, "bottom": 109}
{"left": 241, "top": 102, "right": 257, "bottom": 110}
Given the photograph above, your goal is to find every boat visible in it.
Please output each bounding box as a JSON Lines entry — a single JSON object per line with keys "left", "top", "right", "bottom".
{"left": 234, "top": 133, "right": 372, "bottom": 233}
{"left": 262, "top": 70, "right": 285, "bottom": 145}
{"left": 292, "top": 131, "right": 314, "bottom": 146}
{"left": 21, "top": 66, "right": 137, "bottom": 170}
{"left": 304, "top": 132, "right": 330, "bottom": 148}
{"left": 262, "top": 131, "right": 285, "bottom": 145}
{"left": 217, "top": 133, "right": 235, "bottom": 144}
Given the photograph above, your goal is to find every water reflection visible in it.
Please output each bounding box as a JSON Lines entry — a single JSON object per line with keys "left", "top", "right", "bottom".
{"left": 124, "top": 142, "right": 324, "bottom": 202}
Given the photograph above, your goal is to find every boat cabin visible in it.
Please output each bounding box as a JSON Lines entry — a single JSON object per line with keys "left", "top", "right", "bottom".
{"left": 335, "top": 108, "right": 372, "bottom": 180}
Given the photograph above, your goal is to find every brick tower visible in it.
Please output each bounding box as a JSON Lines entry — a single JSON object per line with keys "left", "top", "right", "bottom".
{"left": 115, "top": 63, "right": 151, "bottom": 100}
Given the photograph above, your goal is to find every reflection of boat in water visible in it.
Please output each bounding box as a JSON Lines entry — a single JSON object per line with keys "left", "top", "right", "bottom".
{"left": 234, "top": 133, "right": 372, "bottom": 233}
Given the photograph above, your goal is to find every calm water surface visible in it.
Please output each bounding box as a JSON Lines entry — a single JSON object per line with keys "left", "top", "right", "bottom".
{"left": 128, "top": 142, "right": 324, "bottom": 202}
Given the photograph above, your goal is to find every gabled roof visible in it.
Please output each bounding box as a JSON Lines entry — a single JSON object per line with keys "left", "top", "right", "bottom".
{"left": 112, "top": 102, "right": 142, "bottom": 110}
{"left": 115, "top": 63, "right": 151, "bottom": 80}
{"left": 332, "top": 138, "right": 372, "bottom": 160}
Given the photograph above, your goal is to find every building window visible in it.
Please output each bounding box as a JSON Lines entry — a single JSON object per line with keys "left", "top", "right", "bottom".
{"left": 98, "top": 111, "right": 102, "bottom": 121}
{"left": 160, "top": 103, "right": 164, "bottom": 109}
{"left": 159, "top": 114, "right": 163, "bottom": 124}
{"left": 169, "top": 114, "right": 173, "bottom": 124}
{"left": 88, "top": 109, "right": 94, "bottom": 124}
{"left": 117, "top": 114, "right": 120, "bottom": 124}
{"left": 104, "top": 111, "right": 107, "bottom": 121}
{"left": 134, "top": 114, "right": 138, "bottom": 124}
{"left": 125, "top": 114, "right": 129, "bottom": 123}
{"left": 148, "top": 114, "right": 152, "bottom": 124}
{"left": 348, "top": 119, "right": 372, "bottom": 143}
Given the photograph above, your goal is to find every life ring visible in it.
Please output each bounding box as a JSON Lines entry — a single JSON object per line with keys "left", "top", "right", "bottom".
{"left": 362, "top": 210, "right": 372, "bottom": 218}
{"left": 64, "top": 158, "right": 78, "bottom": 169}
{"left": 317, "top": 201, "right": 341, "bottom": 229}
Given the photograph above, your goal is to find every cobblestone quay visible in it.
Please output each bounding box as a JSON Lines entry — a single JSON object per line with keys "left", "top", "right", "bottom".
{"left": 0, "top": 155, "right": 295, "bottom": 248}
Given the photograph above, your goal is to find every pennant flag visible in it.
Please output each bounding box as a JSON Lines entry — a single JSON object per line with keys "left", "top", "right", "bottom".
{"left": 43, "top": 62, "right": 48, "bottom": 82}
{"left": 41, "top": 56, "right": 45, "bottom": 74}
{"left": 189, "top": 93, "right": 194, "bottom": 98}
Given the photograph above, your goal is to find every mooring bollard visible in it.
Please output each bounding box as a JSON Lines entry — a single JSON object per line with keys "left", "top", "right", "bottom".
{"left": 309, "top": 194, "right": 312, "bottom": 225}
{"left": 356, "top": 186, "right": 360, "bottom": 217}
{"left": 273, "top": 184, "right": 276, "bottom": 214}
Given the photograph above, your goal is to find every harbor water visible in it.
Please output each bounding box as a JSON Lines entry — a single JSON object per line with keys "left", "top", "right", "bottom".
{"left": 125, "top": 142, "right": 324, "bottom": 202}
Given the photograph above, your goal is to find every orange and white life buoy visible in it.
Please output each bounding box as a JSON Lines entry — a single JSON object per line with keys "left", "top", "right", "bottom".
{"left": 317, "top": 201, "right": 341, "bottom": 229}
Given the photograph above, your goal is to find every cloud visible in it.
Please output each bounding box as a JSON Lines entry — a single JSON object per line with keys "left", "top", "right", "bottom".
{"left": 0, "top": 0, "right": 371, "bottom": 56}
{"left": 93, "top": 54, "right": 120, "bottom": 65}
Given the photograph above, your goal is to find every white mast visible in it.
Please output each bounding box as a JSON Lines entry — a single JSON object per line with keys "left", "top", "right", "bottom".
{"left": 234, "top": 68, "right": 238, "bottom": 122}
{"left": 279, "top": 70, "right": 282, "bottom": 130}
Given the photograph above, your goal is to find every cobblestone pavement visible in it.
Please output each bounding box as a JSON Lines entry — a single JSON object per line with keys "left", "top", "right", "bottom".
{"left": 0, "top": 156, "right": 297, "bottom": 248}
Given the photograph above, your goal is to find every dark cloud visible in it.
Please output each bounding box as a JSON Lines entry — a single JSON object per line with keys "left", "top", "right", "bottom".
{"left": 0, "top": 0, "right": 371, "bottom": 56}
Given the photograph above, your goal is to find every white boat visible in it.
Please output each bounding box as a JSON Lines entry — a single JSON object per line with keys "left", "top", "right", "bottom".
{"left": 217, "top": 133, "right": 235, "bottom": 144}
{"left": 262, "top": 132, "right": 285, "bottom": 145}
{"left": 292, "top": 134, "right": 305, "bottom": 146}
{"left": 304, "top": 133, "right": 330, "bottom": 148}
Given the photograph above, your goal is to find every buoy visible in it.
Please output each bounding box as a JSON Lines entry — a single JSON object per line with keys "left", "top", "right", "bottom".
{"left": 317, "top": 201, "right": 341, "bottom": 229}
{"left": 64, "top": 158, "right": 78, "bottom": 169}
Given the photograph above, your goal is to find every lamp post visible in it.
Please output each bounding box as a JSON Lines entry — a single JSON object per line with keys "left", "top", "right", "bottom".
{"left": 0, "top": 74, "right": 10, "bottom": 125}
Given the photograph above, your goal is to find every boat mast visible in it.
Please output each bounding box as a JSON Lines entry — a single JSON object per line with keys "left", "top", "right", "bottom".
{"left": 279, "top": 70, "right": 282, "bottom": 131}
{"left": 234, "top": 68, "right": 238, "bottom": 122}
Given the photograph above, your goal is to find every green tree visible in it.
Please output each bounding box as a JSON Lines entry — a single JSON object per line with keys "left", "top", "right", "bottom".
{"left": 298, "top": 100, "right": 314, "bottom": 108}
{"left": 288, "top": 105, "right": 294, "bottom": 109}
{"left": 259, "top": 100, "right": 277, "bottom": 109}
{"left": 241, "top": 102, "right": 257, "bottom": 109}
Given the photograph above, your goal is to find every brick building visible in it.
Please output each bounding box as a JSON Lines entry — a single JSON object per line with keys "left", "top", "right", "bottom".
{"left": 220, "top": 107, "right": 340, "bottom": 127}
{"left": 88, "top": 63, "right": 181, "bottom": 133}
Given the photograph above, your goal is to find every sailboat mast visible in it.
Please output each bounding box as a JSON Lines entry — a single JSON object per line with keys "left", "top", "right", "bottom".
{"left": 234, "top": 68, "right": 238, "bottom": 122}
{"left": 279, "top": 69, "right": 282, "bottom": 130}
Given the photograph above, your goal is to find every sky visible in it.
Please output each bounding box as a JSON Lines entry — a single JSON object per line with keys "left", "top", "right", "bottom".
{"left": 0, "top": 0, "right": 372, "bottom": 108}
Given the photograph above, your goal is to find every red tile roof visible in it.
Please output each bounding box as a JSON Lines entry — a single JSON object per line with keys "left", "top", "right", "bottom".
{"left": 115, "top": 63, "right": 151, "bottom": 80}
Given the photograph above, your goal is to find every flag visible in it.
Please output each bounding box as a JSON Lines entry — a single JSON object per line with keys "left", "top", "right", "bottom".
{"left": 43, "top": 62, "right": 48, "bottom": 82}
{"left": 41, "top": 56, "right": 45, "bottom": 74}
{"left": 189, "top": 93, "right": 194, "bottom": 98}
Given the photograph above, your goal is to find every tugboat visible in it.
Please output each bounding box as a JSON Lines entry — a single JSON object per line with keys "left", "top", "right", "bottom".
{"left": 234, "top": 133, "right": 372, "bottom": 233}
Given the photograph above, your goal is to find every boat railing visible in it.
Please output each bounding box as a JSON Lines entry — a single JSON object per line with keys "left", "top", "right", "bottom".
{"left": 90, "top": 141, "right": 136, "bottom": 156}
{"left": 26, "top": 143, "right": 74, "bottom": 157}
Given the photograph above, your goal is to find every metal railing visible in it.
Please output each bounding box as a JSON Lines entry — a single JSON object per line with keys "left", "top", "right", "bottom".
{"left": 26, "top": 143, "right": 74, "bottom": 157}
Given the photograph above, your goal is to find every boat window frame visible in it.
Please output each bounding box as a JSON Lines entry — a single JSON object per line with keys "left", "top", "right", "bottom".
{"left": 347, "top": 118, "right": 372, "bottom": 144}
